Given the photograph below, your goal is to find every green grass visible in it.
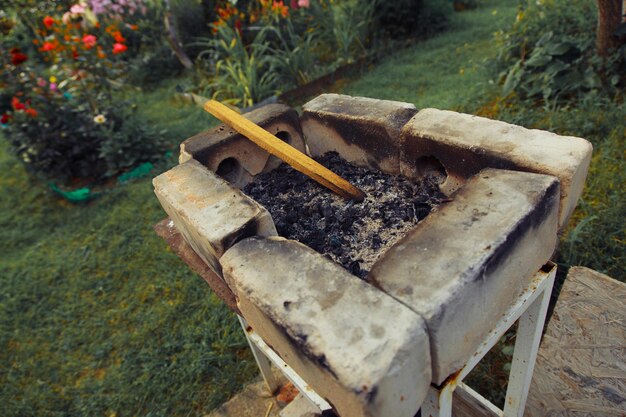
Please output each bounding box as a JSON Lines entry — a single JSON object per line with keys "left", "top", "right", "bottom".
{"left": 0, "top": 86, "right": 257, "bottom": 417}
{"left": 1, "top": 0, "right": 623, "bottom": 415}
{"left": 336, "top": 0, "right": 517, "bottom": 109}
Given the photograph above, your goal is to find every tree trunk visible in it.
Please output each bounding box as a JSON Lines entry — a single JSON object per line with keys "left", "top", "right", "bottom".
{"left": 596, "top": 0, "right": 623, "bottom": 56}
{"left": 163, "top": 0, "right": 194, "bottom": 69}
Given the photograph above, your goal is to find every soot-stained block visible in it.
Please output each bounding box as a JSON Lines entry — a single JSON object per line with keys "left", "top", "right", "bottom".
{"left": 221, "top": 236, "right": 431, "bottom": 417}
{"left": 180, "top": 104, "right": 305, "bottom": 188}
{"left": 400, "top": 109, "right": 592, "bottom": 228}
{"left": 369, "top": 168, "right": 560, "bottom": 384}
{"left": 153, "top": 159, "right": 276, "bottom": 276}
{"left": 301, "top": 94, "right": 417, "bottom": 174}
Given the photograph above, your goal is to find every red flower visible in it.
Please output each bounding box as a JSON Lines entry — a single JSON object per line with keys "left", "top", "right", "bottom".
{"left": 11, "top": 97, "right": 25, "bottom": 111}
{"left": 43, "top": 16, "right": 55, "bottom": 28}
{"left": 82, "top": 34, "right": 97, "bottom": 49}
{"left": 41, "top": 41, "right": 56, "bottom": 52}
{"left": 112, "top": 31, "right": 125, "bottom": 43}
{"left": 112, "top": 43, "right": 127, "bottom": 54}
{"left": 24, "top": 108, "right": 38, "bottom": 118}
{"left": 0, "top": 114, "right": 10, "bottom": 124}
{"left": 10, "top": 50, "right": 28, "bottom": 65}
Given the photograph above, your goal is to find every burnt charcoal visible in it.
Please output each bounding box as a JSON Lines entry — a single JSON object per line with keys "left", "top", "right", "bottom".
{"left": 243, "top": 152, "right": 445, "bottom": 278}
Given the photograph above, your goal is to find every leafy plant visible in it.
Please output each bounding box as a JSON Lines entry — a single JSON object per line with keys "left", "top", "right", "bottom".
{"left": 0, "top": 2, "right": 167, "bottom": 181}
{"left": 196, "top": 25, "right": 280, "bottom": 107}
{"left": 331, "top": 0, "right": 377, "bottom": 63}
{"left": 496, "top": 0, "right": 625, "bottom": 103}
{"left": 258, "top": 19, "right": 321, "bottom": 86}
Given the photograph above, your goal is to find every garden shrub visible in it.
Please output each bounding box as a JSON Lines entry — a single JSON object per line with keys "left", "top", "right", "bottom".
{"left": 1, "top": 1, "right": 167, "bottom": 182}
{"left": 374, "top": 0, "right": 451, "bottom": 39}
{"left": 496, "top": 0, "right": 625, "bottom": 103}
{"left": 196, "top": 25, "right": 281, "bottom": 107}
{"left": 194, "top": 0, "right": 419, "bottom": 106}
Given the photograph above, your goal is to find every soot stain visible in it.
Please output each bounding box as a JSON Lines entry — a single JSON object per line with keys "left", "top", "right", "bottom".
{"left": 244, "top": 152, "right": 445, "bottom": 278}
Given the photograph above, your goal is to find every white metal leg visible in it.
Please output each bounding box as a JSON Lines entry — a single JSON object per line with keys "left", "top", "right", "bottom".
{"left": 420, "top": 263, "right": 556, "bottom": 417}
{"left": 503, "top": 269, "right": 554, "bottom": 417}
{"left": 238, "top": 316, "right": 280, "bottom": 394}
{"left": 238, "top": 316, "right": 333, "bottom": 413}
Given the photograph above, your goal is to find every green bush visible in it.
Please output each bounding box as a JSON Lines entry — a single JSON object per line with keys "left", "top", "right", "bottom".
{"left": 0, "top": 2, "right": 167, "bottom": 182}
{"left": 374, "top": 0, "right": 451, "bottom": 39}
{"left": 496, "top": 0, "right": 624, "bottom": 102}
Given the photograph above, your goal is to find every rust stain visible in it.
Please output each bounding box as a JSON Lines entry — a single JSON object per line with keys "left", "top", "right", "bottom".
{"left": 437, "top": 368, "right": 462, "bottom": 390}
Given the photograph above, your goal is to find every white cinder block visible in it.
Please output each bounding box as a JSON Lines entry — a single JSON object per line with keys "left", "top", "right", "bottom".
{"left": 369, "top": 168, "right": 560, "bottom": 384}
{"left": 221, "top": 236, "right": 431, "bottom": 417}
{"left": 153, "top": 159, "right": 276, "bottom": 275}
{"left": 302, "top": 94, "right": 417, "bottom": 174}
{"left": 400, "top": 109, "right": 592, "bottom": 227}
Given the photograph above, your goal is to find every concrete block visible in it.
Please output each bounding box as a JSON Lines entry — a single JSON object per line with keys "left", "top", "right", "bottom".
{"left": 180, "top": 104, "right": 306, "bottom": 188}
{"left": 368, "top": 168, "right": 560, "bottom": 385}
{"left": 279, "top": 394, "right": 321, "bottom": 417}
{"left": 153, "top": 159, "right": 276, "bottom": 275}
{"left": 221, "top": 237, "right": 431, "bottom": 417}
{"left": 301, "top": 94, "right": 417, "bottom": 174}
{"left": 400, "top": 109, "right": 592, "bottom": 227}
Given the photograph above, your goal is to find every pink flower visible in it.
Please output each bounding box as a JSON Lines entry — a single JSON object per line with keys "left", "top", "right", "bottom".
{"left": 297, "top": 0, "right": 309, "bottom": 7}
{"left": 112, "top": 43, "right": 127, "bottom": 54}
{"left": 70, "top": 4, "right": 86, "bottom": 14}
{"left": 37, "top": 78, "right": 47, "bottom": 87}
{"left": 82, "top": 34, "right": 97, "bottom": 49}
{"left": 50, "top": 83, "right": 58, "bottom": 91}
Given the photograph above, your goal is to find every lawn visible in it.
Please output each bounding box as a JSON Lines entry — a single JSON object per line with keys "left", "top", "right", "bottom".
{"left": 1, "top": 0, "right": 623, "bottom": 416}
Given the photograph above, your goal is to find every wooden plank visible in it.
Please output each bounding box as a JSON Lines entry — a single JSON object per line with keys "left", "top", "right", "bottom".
{"left": 452, "top": 383, "right": 502, "bottom": 417}
{"left": 204, "top": 100, "right": 366, "bottom": 202}
{"left": 153, "top": 217, "right": 240, "bottom": 314}
{"left": 524, "top": 266, "right": 626, "bottom": 416}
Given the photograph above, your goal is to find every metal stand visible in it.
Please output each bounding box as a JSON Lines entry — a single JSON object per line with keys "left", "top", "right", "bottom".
{"left": 422, "top": 262, "right": 556, "bottom": 417}
{"left": 239, "top": 263, "right": 556, "bottom": 417}
{"left": 237, "top": 316, "right": 333, "bottom": 413}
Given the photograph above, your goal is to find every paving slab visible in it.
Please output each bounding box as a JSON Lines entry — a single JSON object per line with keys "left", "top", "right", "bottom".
{"left": 205, "top": 371, "right": 287, "bottom": 417}
{"left": 525, "top": 266, "right": 626, "bottom": 416}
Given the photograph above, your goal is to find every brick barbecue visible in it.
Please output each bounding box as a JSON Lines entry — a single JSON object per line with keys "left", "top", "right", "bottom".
{"left": 153, "top": 94, "right": 592, "bottom": 417}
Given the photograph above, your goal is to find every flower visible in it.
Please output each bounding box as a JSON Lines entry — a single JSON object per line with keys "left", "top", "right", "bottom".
{"left": 112, "top": 31, "right": 125, "bottom": 43}
{"left": 37, "top": 78, "right": 47, "bottom": 87}
{"left": 11, "top": 97, "right": 25, "bottom": 111}
{"left": 297, "top": 0, "right": 310, "bottom": 7}
{"left": 43, "top": 16, "right": 55, "bottom": 28}
{"left": 25, "top": 108, "right": 38, "bottom": 117}
{"left": 93, "top": 114, "right": 106, "bottom": 124}
{"left": 70, "top": 4, "right": 86, "bottom": 14}
{"left": 41, "top": 41, "right": 56, "bottom": 52}
{"left": 50, "top": 83, "right": 58, "bottom": 91}
{"left": 272, "top": 1, "right": 289, "bottom": 17}
{"left": 10, "top": 49, "right": 28, "bottom": 65}
{"left": 1, "top": 114, "right": 10, "bottom": 124}
{"left": 82, "top": 34, "right": 97, "bottom": 48}
{"left": 112, "top": 43, "right": 127, "bottom": 54}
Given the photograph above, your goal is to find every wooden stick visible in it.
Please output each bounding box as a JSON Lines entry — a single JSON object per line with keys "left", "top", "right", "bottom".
{"left": 204, "top": 100, "right": 366, "bottom": 202}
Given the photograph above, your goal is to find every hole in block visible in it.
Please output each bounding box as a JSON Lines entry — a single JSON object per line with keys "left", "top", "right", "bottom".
{"left": 415, "top": 156, "right": 447, "bottom": 185}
